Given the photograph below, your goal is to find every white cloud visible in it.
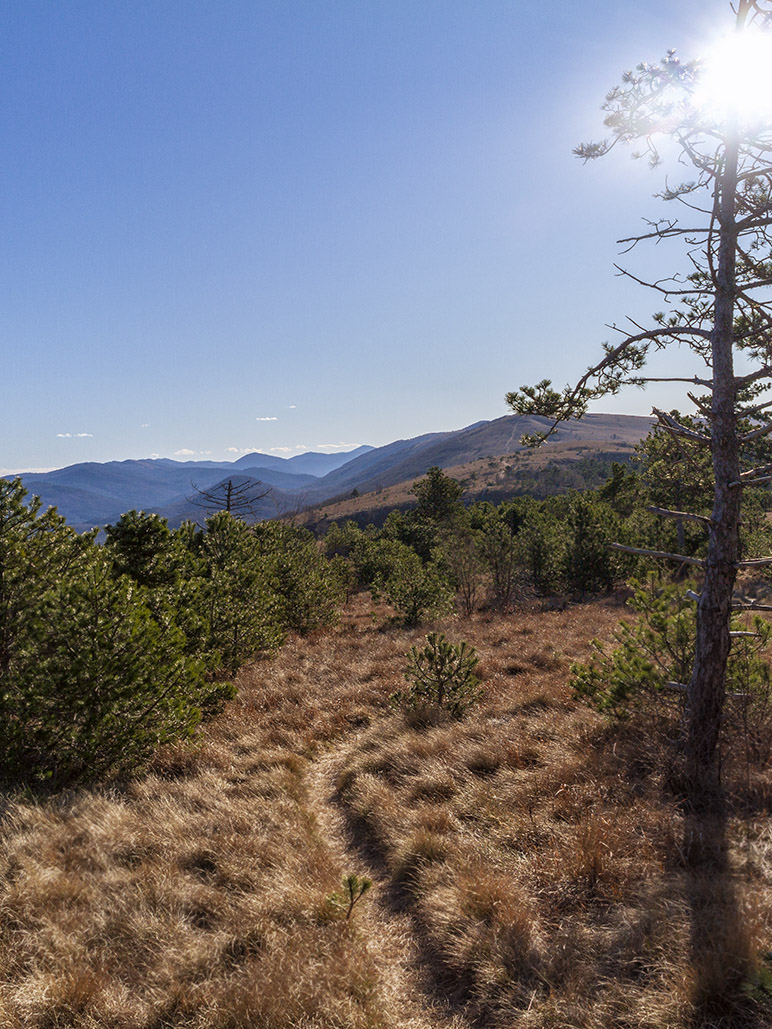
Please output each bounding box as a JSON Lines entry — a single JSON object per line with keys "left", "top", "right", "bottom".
{"left": 56, "top": 432, "right": 94, "bottom": 439}
{"left": 316, "top": 442, "right": 362, "bottom": 451}
{"left": 140, "top": 423, "right": 149, "bottom": 428}
{"left": 225, "top": 446, "right": 266, "bottom": 455}
{"left": 269, "top": 446, "right": 292, "bottom": 453}
{"left": 174, "top": 448, "right": 196, "bottom": 456}
{"left": 295, "top": 445, "right": 307, "bottom": 451}
{"left": 255, "top": 416, "right": 278, "bottom": 422}
{"left": 289, "top": 405, "right": 297, "bottom": 409}
{"left": 225, "top": 447, "right": 239, "bottom": 453}
{"left": 1, "top": 466, "right": 58, "bottom": 474}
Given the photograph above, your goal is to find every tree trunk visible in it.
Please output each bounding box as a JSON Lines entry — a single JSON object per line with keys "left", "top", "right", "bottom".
{"left": 687, "top": 128, "right": 741, "bottom": 795}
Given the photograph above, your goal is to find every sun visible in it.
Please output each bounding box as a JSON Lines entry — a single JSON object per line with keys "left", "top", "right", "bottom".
{"left": 694, "top": 29, "right": 772, "bottom": 125}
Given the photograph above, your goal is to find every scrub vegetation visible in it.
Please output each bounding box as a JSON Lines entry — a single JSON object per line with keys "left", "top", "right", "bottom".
{"left": 2, "top": 444, "right": 772, "bottom": 1025}
{"left": 0, "top": 479, "right": 344, "bottom": 787}
{"left": 1, "top": 592, "right": 772, "bottom": 1027}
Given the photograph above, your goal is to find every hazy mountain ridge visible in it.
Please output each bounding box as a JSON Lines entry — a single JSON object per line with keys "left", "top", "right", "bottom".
{"left": 7, "top": 414, "right": 653, "bottom": 530}
{"left": 300, "top": 413, "right": 653, "bottom": 503}
{"left": 13, "top": 451, "right": 374, "bottom": 530}
{"left": 234, "top": 445, "right": 374, "bottom": 477}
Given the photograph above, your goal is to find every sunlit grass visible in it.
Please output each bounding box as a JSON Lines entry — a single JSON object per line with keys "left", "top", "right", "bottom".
{"left": 0, "top": 592, "right": 770, "bottom": 1026}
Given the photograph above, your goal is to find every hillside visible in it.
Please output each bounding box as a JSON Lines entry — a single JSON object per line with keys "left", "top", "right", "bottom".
{"left": 302, "top": 436, "right": 642, "bottom": 530}
{"left": 2, "top": 592, "right": 770, "bottom": 1027}
{"left": 17, "top": 459, "right": 318, "bottom": 531}
{"left": 299, "top": 412, "right": 652, "bottom": 504}
{"left": 14, "top": 454, "right": 366, "bottom": 531}
{"left": 9, "top": 413, "right": 653, "bottom": 530}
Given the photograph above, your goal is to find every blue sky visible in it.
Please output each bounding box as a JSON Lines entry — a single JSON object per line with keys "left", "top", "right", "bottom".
{"left": 2, "top": 0, "right": 724, "bottom": 471}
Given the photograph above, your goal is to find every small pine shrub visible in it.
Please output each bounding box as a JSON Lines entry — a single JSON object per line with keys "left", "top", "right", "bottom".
{"left": 369, "top": 545, "right": 454, "bottom": 627}
{"left": 392, "top": 632, "right": 483, "bottom": 717}
{"left": 326, "top": 873, "right": 373, "bottom": 920}
{"left": 569, "top": 576, "right": 696, "bottom": 718}
{"left": 570, "top": 575, "right": 772, "bottom": 768}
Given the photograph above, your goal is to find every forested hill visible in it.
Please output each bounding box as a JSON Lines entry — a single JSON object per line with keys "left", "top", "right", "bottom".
{"left": 9, "top": 413, "right": 652, "bottom": 530}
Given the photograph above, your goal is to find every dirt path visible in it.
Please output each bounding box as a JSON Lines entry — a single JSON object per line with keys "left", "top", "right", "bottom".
{"left": 306, "top": 744, "right": 469, "bottom": 1029}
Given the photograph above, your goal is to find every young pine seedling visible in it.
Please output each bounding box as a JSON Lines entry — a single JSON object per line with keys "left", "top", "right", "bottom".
{"left": 328, "top": 873, "right": 373, "bottom": 920}
{"left": 393, "top": 632, "right": 483, "bottom": 717}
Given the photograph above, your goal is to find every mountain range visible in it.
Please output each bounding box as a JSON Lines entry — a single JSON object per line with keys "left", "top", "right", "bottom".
{"left": 8, "top": 413, "right": 654, "bottom": 531}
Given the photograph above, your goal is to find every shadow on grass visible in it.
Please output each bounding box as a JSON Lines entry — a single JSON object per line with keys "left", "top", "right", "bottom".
{"left": 330, "top": 777, "right": 480, "bottom": 1018}
{"left": 684, "top": 794, "right": 772, "bottom": 1029}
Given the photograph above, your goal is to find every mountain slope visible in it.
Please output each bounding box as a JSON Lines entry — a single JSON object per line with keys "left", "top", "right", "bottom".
{"left": 8, "top": 415, "right": 653, "bottom": 529}
{"left": 233, "top": 446, "right": 374, "bottom": 477}
{"left": 304, "top": 413, "right": 653, "bottom": 503}
{"left": 17, "top": 460, "right": 316, "bottom": 529}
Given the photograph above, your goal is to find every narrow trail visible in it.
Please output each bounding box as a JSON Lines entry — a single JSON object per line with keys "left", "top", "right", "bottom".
{"left": 306, "top": 743, "right": 470, "bottom": 1029}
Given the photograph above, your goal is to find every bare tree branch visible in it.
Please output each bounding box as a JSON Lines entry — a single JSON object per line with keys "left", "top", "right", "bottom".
{"left": 652, "top": 406, "right": 711, "bottom": 443}
{"left": 608, "top": 542, "right": 705, "bottom": 566}
{"left": 739, "top": 420, "right": 772, "bottom": 443}
{"left": 187, "top": 477, "right": 272, "bottom": 521}
{"left": 636, "top": 377, "right": 713, "bottom": 386}
{"left": 647, "top": 505, "right": 711, "bottom": 524}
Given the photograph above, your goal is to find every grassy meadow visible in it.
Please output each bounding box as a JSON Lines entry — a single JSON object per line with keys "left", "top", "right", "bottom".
{"left": 1, "top": 591, "right": 771, "bottom": 1028}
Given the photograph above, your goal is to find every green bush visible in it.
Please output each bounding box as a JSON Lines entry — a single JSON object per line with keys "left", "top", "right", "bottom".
{"left": 517, "top": 508, "right": 563, "bottom": 594}
{"left": 472, "top": 507, "right": 520, "bottom": 611}
{"left": 381, "top": 508, "right": 441, "bottom": 564}
{"left": 253, "top": 521, "right": 344, "bottom": 634}
{"left": 0, "top": 482, "right": 350, "bottom": 788}
{"left": 374, "top": 548, "right": 454, "bottom": 627}
{"left": 105, "top": 509, "right": 178, "bottom": 588}
{"left": 0, "top": 481, "right": 234, "bottom": 786}
{"left": 392, "top": 632, "right": 483, "bottom": 717}
{"left": 196, "top": 512, "right": 286, "bottom": 673}
{"left": 322, "top": 520, "right": 366, "bottom": 560}
{"left": 351, "top": 536, "right": 410, "bottom": 588}
{"left": 569, "top": 576, "right": 700, "bottom": 717}
{"left": 436, "top": 530, "right": 484, "bottom": 616}
{"left": 570, "top": 576, "right": 772, "bottom": 767}
{"left": 561, "top": 494, "right": 621, "bottom": 595}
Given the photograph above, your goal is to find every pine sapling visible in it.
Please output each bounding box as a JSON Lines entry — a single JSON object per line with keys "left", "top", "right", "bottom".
{"left": 393, "top": 632, "right": 483, "bottom": 717}
{"left": 327, "top": 873, "right": 373, "bottom": 920}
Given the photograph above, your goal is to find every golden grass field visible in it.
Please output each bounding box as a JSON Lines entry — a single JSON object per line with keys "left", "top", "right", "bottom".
{"left": 1, "top": 592, "right": 771, "bottom": 1028}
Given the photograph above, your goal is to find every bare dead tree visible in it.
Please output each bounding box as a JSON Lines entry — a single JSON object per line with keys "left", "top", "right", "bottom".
{"left": 507, "top": 0, "right": 772, "bottom": 793}
{"left": 187, "top": 477, "right": 272, "bottom": 522}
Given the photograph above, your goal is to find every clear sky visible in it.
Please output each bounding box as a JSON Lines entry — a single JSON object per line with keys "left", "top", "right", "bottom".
{"left": 2, "top": 0, "right": 727, "bottom": 471}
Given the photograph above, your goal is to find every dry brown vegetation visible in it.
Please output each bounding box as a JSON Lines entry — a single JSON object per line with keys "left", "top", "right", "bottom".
{"left": 299, "top": 439, "right": 638, "bottom": 528}
{"left": 1, "top": 593, "right": 771, "bottom": 1027}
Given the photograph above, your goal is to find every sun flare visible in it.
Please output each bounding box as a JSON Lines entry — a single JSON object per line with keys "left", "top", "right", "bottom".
{"left": 694, "top": 29, "right": 772, "bottom": 124}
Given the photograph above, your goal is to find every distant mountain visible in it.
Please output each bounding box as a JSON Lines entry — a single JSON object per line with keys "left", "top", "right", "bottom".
{"left": 7, "top": 415, "right": 653, "bottom": 530}
{"left": 302, "top": 413, "right": 654, "bottom": 503}
{"left": 286, "top": 446, "right": 374, "bottom": 476}
{"left": 221, "top": 466, "right": 318, "bottom": 490}
{"left": 16, "top": 458, "right": 321, "bottom": 530}
{"left": 234, "top": 446, "right": 374, "bottom": 478}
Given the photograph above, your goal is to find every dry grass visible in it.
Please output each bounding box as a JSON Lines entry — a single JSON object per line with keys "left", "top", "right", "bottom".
{"left": 0, "top": 592, "right": 771, "bottom": 1027}
{"left": 299, "top": 439, "right": 638, "bottom": 528}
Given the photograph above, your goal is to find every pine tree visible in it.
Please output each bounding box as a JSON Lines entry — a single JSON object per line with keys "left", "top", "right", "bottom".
{"left": 507, "top": 2, "right": 772, "bottom": 791}
{"left": 0, "top": 479, "right": 229, "bottom": 786}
